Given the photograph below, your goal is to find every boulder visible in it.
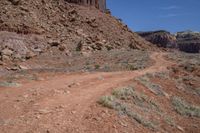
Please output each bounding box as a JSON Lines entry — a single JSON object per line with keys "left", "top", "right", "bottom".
{"left": 25, "top": 51, "right": 36, "bottom": 59}
{"left": 8, "top": 0, "right": 21, "bottom": 5}
{"left": 48, "top": 40, "right": 61, "bottom": 47}
{"left": 1, "top": 49, "right": 13, "bottom": 56}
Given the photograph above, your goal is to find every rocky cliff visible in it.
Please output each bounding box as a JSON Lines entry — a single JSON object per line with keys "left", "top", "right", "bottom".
{"left": 137, "top": 30, "right": 177, "bottom": 48}
{"left": 137, "top": 30, "right": 200, "bottom": 53}
{"left": 176, "top": 31, "right": 200, "bottom": 53}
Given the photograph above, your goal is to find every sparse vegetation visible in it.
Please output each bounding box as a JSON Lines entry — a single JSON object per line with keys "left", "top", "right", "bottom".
{"left": 145, "top": 72, "right": 170, "bottom": 79}
{"left": 136, "top": 75, "right": 167, "bottom": 96}
{"left": 127, "top": 111, "right": 155, "bottom": 128}
{"left": 126, "top": 64, "right": 144, "bottom": 70}
{"left": 164, "top": 116, "right": 175, "bottom": 127}
{"left": 98, "top": 95, "right": 117, "bottom": 109}
{"left": 166, "top": 52, "right": 200, "bottom": 96}
{"left": 112, "top": 86, "right": 160, "bottom": 111}
{"left": 112, "top": 86, "right": 136, "bottom": 100}
{"left": 172, "top": 97, "right": 200, "bottom": 117}
{"left": 196, "top": 88, "right": 200, "bottom": 95}
{"left": 167, "top": 52, "right": 200, "bottom": 73}
{"left": 98, "top": 86, "right": 159, "bottom": 129}
{"left": 0, "top": 81, "right": 21, "bottom": 87}
{"left": 94, "top": 64, "right": 100, "bottom": 69}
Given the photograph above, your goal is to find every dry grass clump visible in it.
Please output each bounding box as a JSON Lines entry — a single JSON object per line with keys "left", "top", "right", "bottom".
{"left": 172, "top": 97, "right": 200, "bottom": 117}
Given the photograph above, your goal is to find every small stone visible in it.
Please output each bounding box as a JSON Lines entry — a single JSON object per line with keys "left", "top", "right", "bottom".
{"left": 12, "top": 53, "right": 22, "bottom": 60}
{"left": 93, "top": 117, "right": 101, "bottom": 121}
{"left": 25, "top": 51, "right": 36, "bottom": 59}
{"left": 98, "top": 76, "right": 104, "bottom": 80}
{"left": 113, "top": 125, "right": 117, "bottom": 128}
{"left": 38, "top": 109, "right": 51, "bottom": 114}
{"left": 32, "top": 48, "right": 42, "bottom": 53}
{"left": 65, "top": 90, "right": 70, "bottom": 94}
{"left": 19, "top": 65, "right": 28, "bottom": 70}
{"left": 0, "top": 118, "right": 5, "bottom": 125}
{"left": 10, "top": 66, "right": 20, "bottom": 71}
{"left": 59, "top": 45, "right": 66, "bottom": 51}
{"left": 75, "top": 40, "right": 83, "bottom": 51}
{"left": 2, "top": 55, "right": 10, "bottom": 61}
{"left": 119, "top": 121, "right": 127, "bottom": 127}
{"left": 0, "top": 61, "right": 4, "bottom": 65}
{"left": 23, "top": 94, "right": 29, "bottom": 98}
{"left": 35, "top": 115, "right": 40, "bottom": 119}
{"left": 177, "top": 126, "right": 184, "bottom": 132}
{"left": 71, "top": 111, "right": 76, "bottom": 114}
{"left": 48, "top": 40, "right": 61, "bottom": 47}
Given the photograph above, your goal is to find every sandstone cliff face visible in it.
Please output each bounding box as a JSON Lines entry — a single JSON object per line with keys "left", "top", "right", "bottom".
{"left": 137, "top": 30, "right": 200, "bottom": 53}
{"left": 176, "top": 31, "right": 200, "bottom": 53}
{"left": 137, "top": 30, "right": 177, "bottom": 48}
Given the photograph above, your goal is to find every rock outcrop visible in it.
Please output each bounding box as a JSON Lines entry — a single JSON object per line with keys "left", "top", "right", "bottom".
{"left": 137, "top": 30, "right": 177, "bottom": 48}
{"left": 176, "top": 31, "right": 200, "bottom": 53}
{"left": 137, "top": 30, "right": 200, "bottom": 53}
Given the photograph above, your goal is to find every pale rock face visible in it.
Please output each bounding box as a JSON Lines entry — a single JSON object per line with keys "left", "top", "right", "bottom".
{"left": 66, "top": 0, "right": 106, "bottom": 12}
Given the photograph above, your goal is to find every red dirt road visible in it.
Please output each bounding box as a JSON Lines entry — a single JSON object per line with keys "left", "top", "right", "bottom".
{"left": 0, "top": 52, "right": 172, "bottom": 133}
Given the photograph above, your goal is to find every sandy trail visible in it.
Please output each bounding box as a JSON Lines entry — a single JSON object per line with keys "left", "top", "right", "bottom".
{"left": 0, "top": 52, "right": 172, "bottom": 133}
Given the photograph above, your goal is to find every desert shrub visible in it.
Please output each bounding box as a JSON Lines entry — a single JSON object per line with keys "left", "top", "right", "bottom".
{"left": 98, "top": 96, "right": 116, "bottom": 109}
{"left": 126, "top": 64, "right": 144, "bottom": 71}
{"left": 98, "top": 86, "right": 158, "bottom": 129}
{"left": 127, "top": 111, "right": 155, "bottom": 129}
{"left": 172, "top": 97, "right": 200, "bottom": 117}
{"left": 196, "top": 88, "right": 200, "bottom": 95}
{"left": 94, "top": 64, "right": 100, "bottom": 69}
{"left": 136, "top": 75, "right": 167, "bottom": 96}
{"left": 164, "top": 116, "right": 175, "bottom": 126}
{"left": 0, "top": 81, "right": 21, "bottom": 87}
{"left": 146, "top": 72, "right": 170, "bottom": 79}
{"left": 112, "top": 86, "right": 135, "bottom": 100}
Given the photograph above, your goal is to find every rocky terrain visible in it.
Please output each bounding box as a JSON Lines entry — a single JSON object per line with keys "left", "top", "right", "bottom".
{"left": 0, "top": 0, "right": 200, "bottom": 133}
{"left": 0, "top": 0, "right": 152, "bottom": 62}
{"left": 137, "top": 30, "right": 200, "bottom": 53}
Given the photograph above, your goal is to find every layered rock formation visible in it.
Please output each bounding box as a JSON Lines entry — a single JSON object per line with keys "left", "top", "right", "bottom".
{"left": 137, "top": 30, "right": 200, "bottom": 53}
{"left": 176, "top": 31, "right": 200, "bottom": 53}
{"left": 137, "top": 30, "right": 177, "bottom": 48}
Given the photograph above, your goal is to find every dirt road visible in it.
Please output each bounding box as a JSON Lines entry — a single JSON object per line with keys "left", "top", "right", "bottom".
{"left": 0, "top": 52, "right": 172, "bottom": 133}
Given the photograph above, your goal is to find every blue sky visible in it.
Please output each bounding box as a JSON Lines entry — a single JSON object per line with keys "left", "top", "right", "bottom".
{"left": 107, "top": 0, "right": 200, "bottom": 33}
